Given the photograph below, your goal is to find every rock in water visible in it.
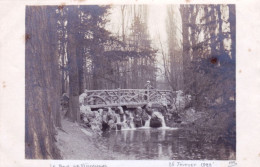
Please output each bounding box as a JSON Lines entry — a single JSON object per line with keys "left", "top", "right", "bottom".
{"left": 116, "top": 124, "right": 122, "bottom": 130}
{"left": 102, "top": 122, "right": 109, "bottom": 131}
{"left": 133, "top": 117, "right": 142, "bottom": 128}
{"left": 141, "top": 111, "right": 149, "bottom": 126}
{"left": 150, "top": 116, "right": 162, "bottom": 128}
{"left": 107, "top": 119, "right": 116, "bottom": 130}
{"left": 144, "top": 103, "right": 153, "bottom": 115}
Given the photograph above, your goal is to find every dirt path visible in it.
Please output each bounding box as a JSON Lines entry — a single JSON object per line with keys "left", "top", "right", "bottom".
{"left": 56, "top": 119, "right": 114, "bottom": 160}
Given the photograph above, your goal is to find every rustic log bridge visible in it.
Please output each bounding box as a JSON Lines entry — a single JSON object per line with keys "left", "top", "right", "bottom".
{"left": 81, "top": 89, "right": 175, "bottom": 108}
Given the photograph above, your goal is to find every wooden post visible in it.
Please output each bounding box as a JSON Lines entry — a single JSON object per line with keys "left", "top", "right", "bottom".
{"left": 147, "top": 88, "right": 150, "bottom": 103}
{"left": 118, "top": 88, "right": 121, "bottom": 106}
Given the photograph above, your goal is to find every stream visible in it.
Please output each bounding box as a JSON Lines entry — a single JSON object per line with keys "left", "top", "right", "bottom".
{"left": 83, "top": 107, "right": 235, "bottom": 160}
{"left": 94, "top": 125, "right": 235, "bottom": 160}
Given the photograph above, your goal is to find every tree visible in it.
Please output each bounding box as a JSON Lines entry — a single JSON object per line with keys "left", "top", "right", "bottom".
{"left": 166, "top": 5, "right": 184, "bottom": 91}
{"left": 66, "top": 6, "right": 80, "bottom": 122}
{"left": 25, "top": 6, "right": 61, "bottom": 159}
{"left": 180, "top": 5, "right": 192, "bottom": 94}
{"left": 128, "top": 11, "right": 157, "bottom": 89}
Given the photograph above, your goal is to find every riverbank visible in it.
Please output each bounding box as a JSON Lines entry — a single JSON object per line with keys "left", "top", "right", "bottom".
{"left": 56, "top": 119, "right": 114, "bottom": 159}
{"left": 56, "top": 119, "right": 140, "bottom": 159}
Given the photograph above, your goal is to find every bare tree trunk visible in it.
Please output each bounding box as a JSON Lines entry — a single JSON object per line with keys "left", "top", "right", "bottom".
{"left": 210, "top": 5, "right": 217, "bottom": 57}
{"left": 61, "top": 50, "right": 65, "bottom": 94}
{"left": 48, "top": 6, "right": 62, "bottom": 128}
{"left": 216, "top": 5, "right": 224, "bottom": 57}
{"left": 190, "top": 5, "right": 200, "bottom": 108}
{"left": 25, "top": 6, "right": 61, "bottom": 159}
{"left": 121, "top": 5, "right": 126, "bottom": 42}
{"left": 77, "top": 46, "right": 85, "bottom": 94}
{"left": 67, "top": 6, "right": 80, "bottom": 122}
{"left": 59, "top": 10, "right": 67, "bottom": 95}
{"left": 228, "top": 5, "right": 236, "bottom": 61}
{"left": 180, "top": 5, "right": 192, "bottom": 94}
{"left": 228, "top": 4, "right": 236, "bottom": 104}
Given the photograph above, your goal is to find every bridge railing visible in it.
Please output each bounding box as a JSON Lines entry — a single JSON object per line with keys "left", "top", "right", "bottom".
{"left": 80, "top": 89, "right": 175, "bottom": 108}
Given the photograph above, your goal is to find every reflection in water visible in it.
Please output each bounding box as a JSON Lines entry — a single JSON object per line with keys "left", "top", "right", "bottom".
{"left": 97, "top": 128, "right": 235, "bottom": 160}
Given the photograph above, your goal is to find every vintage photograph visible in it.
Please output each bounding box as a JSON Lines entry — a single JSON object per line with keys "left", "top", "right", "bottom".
{"left": 25, "top": 4, "right": 236, "bottom": 160}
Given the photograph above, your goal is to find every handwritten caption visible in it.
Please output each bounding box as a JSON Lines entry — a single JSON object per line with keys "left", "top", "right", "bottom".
{"left": 50, "top": 164, "right": 107, "bottom": 167}
{"left": 50, "top": 160, "right": 237, "bottom": 167}
{"left": 169, "top": 160, "right": 237, "bottom": 167}
{"left": 169, "top": 161, "right": 214, "bottom": 167}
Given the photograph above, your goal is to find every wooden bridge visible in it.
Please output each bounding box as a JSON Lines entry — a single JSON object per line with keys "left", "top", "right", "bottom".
{"left": 80, "top": 89, "right": 175, "bottom": 108}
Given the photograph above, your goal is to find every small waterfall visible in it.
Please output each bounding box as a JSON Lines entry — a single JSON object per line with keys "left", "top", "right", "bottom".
{"left": 116, "top": 114, "right": 121, "bottom": 124}
{"left": 129, "top": 112, "right": 135, "bottom": 129}
{"left": 106, "top": 108, "right": 175, "bottom": 131}
{"left": 153, "top": 111, "right": 166, "bottom": 128}
{"left": 123, "top": 114, "right": 128, "bottom": 129}
{"left": 115, "top": 114, "right": 121, "bottom": 131}
{"left": 123, "top": 114, "right": 126, "bottom": 122}
{"left": 144, "top": 115, "right": 151, "bottom": 127}
{"left": 121, "top": 120, "right": 130, "bottom": 130}
{"left": 120, "top": 112, "right": 134, "bottom": 130}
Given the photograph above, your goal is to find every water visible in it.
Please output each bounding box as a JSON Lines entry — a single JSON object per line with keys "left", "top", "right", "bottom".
{"left": 92, "top": 111, "right": 235, "bottom": 160}
{"left": 116, "top": 110, "right": 167, "bottom": 130}
{"left": 153, "top": 111, "right": 166, "bottom": 128}
{"left": 144, "top": 115, "right": 151, "bottom": 128}
{"left": 115, "top": 114, "right": 121, "bottom": 131}
{"left": 95, "top": 128, "right": 235, "bottom": 160}
{"left": 129, "top": 113, "right": 135, "bottom": 129}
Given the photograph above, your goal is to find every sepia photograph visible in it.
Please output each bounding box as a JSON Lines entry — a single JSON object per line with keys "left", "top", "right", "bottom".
{"left": 25, "top": 4, "right": 236, "bottom": 160}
